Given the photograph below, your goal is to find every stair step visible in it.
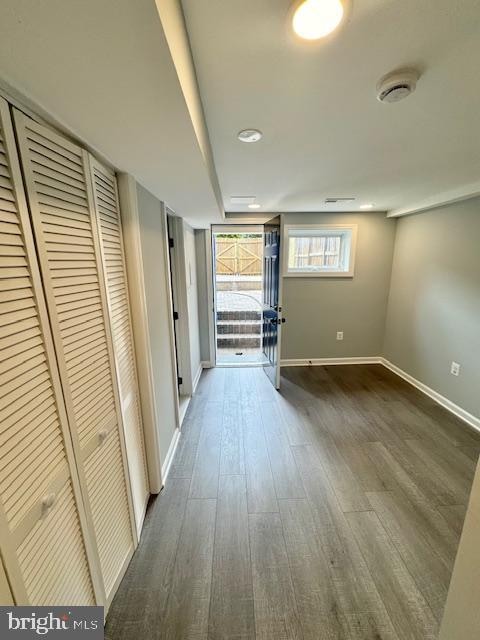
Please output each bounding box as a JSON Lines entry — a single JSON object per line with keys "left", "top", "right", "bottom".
{"left": 216, "top": 321, "right": 261, "bottom": 335}
{"left": 217, "top": 310, "right": 261, "bottom": 321}
{"left": 217, "top": 335, "right": 261, "bottom": 348}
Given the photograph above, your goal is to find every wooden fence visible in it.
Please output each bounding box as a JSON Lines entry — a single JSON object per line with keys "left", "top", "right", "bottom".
{"left": 216, "top": 237, "right": 262, "bottom": 275}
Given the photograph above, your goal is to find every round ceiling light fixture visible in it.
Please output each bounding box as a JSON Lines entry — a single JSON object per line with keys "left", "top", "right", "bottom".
{"left": 238, "top": 129, "right": 263, "bottom": 143}
{"left": 291, "top": 0, "right": 347, "bottom": 40}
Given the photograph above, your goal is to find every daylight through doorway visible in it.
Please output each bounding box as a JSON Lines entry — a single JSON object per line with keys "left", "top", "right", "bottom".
{"left": 213, "top": 230, "right": 267, "bottom": 366}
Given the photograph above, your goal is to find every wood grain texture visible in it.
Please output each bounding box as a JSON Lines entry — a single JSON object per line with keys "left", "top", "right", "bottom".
{"left": 189, "top": 401, "right": 223, "bottom": 499}
{"left": 346, "top": 510, "right": 439, "bottom": 639}
{"left": 259, "top": 401, "right": 305, "bottom": 500}
{"left": 105, "top": 478, "right": 190, "bottom": 639}
{"left": 209, "top": 475, "right": 254, "bottom": 640}
{"left": 249, "top": 512, "right": 303, "bottom": 640}
{"left": 162, "top": 498, "right": 216, "bottom": 639}
{"left": 106, "top": 365, "right": 479, "bottom": 638}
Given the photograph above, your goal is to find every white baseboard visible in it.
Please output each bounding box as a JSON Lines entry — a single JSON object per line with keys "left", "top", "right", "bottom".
{"left": 380, "top": 358, "right": 480, "bottom": 434}
{"left": 161, "top": 427, "right": 181, "bottom": 485}
{"left": 281, "top": 357, "right": 382, "bottom": 367}
{"left": 201, "top": 360, "right": 213, "bottom": 369}
{"left": 192, "top": 362, "right": 203, "bottom": 393}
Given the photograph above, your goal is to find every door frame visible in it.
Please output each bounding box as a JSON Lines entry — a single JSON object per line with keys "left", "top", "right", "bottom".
{"left": 167, "top": 213, "right": 194, "bottom": 397}
{"left": 211, "top": 224, "right": 265, "bottom": 367}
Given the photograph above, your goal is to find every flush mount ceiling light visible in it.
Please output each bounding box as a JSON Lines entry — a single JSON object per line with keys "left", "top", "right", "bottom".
{"left": 238, "top": 129, "right": 263, "bottom": 143}
{"left": 360, "top": 203, "right": 374, "bottom": 209}
{"left": 291, "top": 0, "right": 348, "bottom": 40}
{"left": 248, "top": 203, "right": 261, "bottom": 209}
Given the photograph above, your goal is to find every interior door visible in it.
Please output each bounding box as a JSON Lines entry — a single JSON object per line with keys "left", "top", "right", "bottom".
{"left": 262, "top": 216, "right": 283, "bottom": 388}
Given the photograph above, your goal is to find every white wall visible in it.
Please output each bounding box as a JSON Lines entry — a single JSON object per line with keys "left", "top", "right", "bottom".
{"left": 136, "top": 184, "right": 178, "bottom": 469}
{"left": 384, "top": 199, "right": 480, "bottom": 419}
{"left": 281, "top": 212, "right": 397, "bottom": 360}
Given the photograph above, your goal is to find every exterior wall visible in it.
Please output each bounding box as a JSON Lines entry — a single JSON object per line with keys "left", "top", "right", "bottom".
{"left": 281, "top": 212, "right": 396, "bottom": 361}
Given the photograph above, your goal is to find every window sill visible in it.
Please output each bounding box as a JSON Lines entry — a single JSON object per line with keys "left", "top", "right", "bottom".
{"left": 283, "top": 270, "right": 355, "bottom": 278}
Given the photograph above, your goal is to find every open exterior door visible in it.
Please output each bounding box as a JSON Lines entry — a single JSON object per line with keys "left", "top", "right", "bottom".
{"left": 262, "top": 216, "right": 284, "bottom": 389}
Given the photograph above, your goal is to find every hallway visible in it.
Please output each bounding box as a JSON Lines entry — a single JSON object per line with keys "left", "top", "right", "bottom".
{"left": 105, "top": 365, "right": 480, "bottom": 639}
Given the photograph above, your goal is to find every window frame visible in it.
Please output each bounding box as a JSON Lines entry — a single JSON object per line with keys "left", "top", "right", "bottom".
{"left": 283, "top": 223, "right": 358, "bottom": 278}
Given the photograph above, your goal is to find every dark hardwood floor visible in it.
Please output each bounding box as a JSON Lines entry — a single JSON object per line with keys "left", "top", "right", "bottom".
{"left": 105, "top": 364, "right": 480, "bottom": 640}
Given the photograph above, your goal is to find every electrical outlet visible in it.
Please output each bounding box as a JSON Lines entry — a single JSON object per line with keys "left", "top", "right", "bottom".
{"left": 451, "top": 361, "right": 460, "bottom": 377}
{"left": 336, "top": 331, "right": 344, "bottom": 341}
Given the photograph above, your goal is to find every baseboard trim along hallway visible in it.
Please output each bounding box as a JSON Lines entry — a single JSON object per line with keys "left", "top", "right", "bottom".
{"left": 161, "top": 427, "right": 181, "bottom": 486}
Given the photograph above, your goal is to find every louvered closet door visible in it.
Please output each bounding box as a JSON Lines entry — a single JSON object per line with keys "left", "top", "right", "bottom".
{"left": 13, "top": 110, "right": 135, "bottom": 603}
{"left": 0, "top": 98, "right": 98, "bottom": 606}
{"left": 89, "top": 157, "right": 149, "bottom": 535}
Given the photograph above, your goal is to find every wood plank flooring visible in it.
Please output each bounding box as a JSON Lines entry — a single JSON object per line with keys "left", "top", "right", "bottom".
{"left": 105, "top": 364, "right": 480, "bottom": 640}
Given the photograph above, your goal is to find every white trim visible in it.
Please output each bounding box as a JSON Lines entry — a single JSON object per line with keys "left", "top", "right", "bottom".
{"left": 201, "top": 360, "right": 214, "bottom": 369}
{"left": 178, "top": 396, "right": 191, "bottom": 426}
{"left": 192, "top": 362, "right": 203, "bottom": 393}
{"left": 169, "top": 214, "right": 194, "bottom": 396}
{"left": 380, "top": 358, "right": 480, "bottom": 434}
{"left": 212, "top": 224, "right": 264, "bottom": 234}
{"left": 161, "top": 428, "right": 181, "bottom": 485}
{"left": 387, "top": 182, "right": 480, "bottom": 218}
{"left": 117, "top": 174, "right": 163, "bottom": 493}
{"left": 135, "top": 493, "right": 150, "bottom": 540}
{"left": 204, "top": 230, "right": 216, "bottom": 368}
{"left": 160, "top": 205, "right": 181, "bottom": 432}
{"left": 283, "top": 223, "right": 358, "bottom": 278}
{"left": 281, "top": 357, "right": 382, "bottom": 367}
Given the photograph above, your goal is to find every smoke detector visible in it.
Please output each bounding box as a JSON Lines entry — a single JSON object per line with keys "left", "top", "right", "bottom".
{"left": 238, "top": 129, "right": 263, "bottom": 143}
{"left": 376, "top": 69, "right": 419, "bottom": 103}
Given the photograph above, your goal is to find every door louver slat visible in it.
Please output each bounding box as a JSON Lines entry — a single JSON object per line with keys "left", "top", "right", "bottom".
{"left": 90, "top": 158, "right": 149, "bottom": 535}
{"left": 14, "top": 111, "right": 135, "bottom": 603}
{"left": 0, "top": 98, "right": 96, "bottom": 606}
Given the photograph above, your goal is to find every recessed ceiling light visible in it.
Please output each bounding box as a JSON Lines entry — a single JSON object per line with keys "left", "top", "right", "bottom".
{"left": 360, "top": 203, "right": 374, "bottom": 209}
{"left": 291, "top": 0, "right": 347, "bottom": 40}
{"left": 238, "top": 129, "right": 263, "bottom": 143}
{"left": 248, "top": 203, "right": 261, "bottom": 209}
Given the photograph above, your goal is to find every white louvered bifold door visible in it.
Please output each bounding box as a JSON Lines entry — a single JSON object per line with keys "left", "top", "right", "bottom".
{"left": 0, "top": 98, "right": 99, "bottom": 606}
{"left": 89, "top": 157, "right": 149, "bottom": 536}
{"left": 13, "top": 110, "right": 136, "bottom": 604}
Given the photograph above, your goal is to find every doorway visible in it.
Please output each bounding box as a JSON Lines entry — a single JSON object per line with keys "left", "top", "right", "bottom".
{"left": 213, "top": 228, "right": 267, "bottom": 366}
{"left": 167, "top": 212, "right": 192, "bottom": 424}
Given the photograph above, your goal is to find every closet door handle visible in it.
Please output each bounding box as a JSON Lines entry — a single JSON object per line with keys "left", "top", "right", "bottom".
{"left": 41, "top": 493, "right": 56, "bottom": 517}
{"left": 98, "top": 429, "right": 109, "bottom": 446}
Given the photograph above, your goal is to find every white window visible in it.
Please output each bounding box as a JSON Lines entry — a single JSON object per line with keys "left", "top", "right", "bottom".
{"left": 283, "top": 224, "right": 357, "bottom": 277}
